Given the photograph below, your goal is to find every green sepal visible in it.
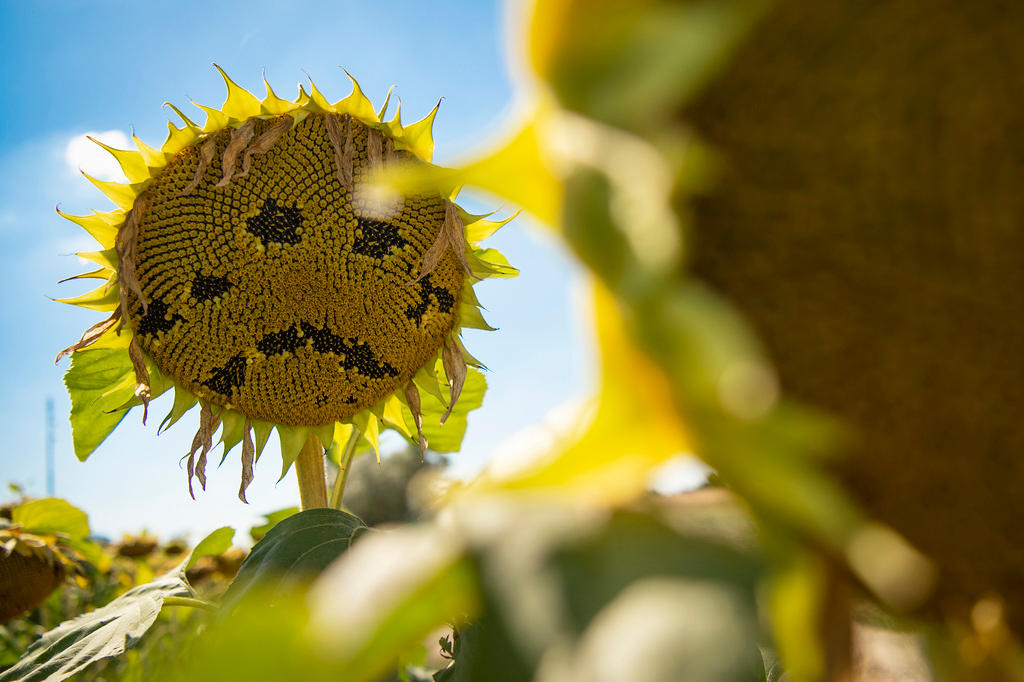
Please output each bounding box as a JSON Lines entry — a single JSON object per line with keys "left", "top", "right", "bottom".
{"left": 219, "top": 410, "right": 247, "bottom": 461}
{"left": 413, "top": 358, "right": 448, "bottom": 406}
{"left": 312, "top": 423, "right": 335, "bottom": 451}
{"left": 251, "top": 420, "right": 273, "bottom": 461}
{"left": 459, "top": 304, "right": 497, "bottom": 331}
{"left": 326, "top": 422, "right": 355, "bottom": 465}
{"left": 469, "top": 248, "right": 519, "bottom": 279}
{"left": 159, "top": 385, "right": 197, "bottom": 433}
{"left": 277, "top": 425, "right": 309, "bottom": 481}
{"left": 351, "top": 411, "right": 379, "bottom": 462}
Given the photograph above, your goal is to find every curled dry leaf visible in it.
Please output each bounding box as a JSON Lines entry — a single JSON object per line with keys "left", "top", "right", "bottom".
{"left": 54, "top": 310, "right": 120, "bottom": 364}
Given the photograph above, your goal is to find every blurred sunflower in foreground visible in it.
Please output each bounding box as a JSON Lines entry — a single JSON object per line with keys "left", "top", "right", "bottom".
{"left": 55, "top": 68, "right": 515, "bottom": 501}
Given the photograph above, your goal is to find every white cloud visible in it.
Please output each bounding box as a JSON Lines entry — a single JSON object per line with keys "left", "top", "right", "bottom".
{"left": 64, "top": 130, "right": 131, "bottom": 182}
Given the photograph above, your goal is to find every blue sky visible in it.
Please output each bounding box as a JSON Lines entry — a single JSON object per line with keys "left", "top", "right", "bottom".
{"left": 0, "top": 0, "right": 595, "bottom": 540}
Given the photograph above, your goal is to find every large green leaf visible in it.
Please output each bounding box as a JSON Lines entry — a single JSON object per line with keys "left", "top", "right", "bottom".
{"left": 63, "top": 345, "right": 135, "bottom": 461}
{"left": 12, "top": 498, "right": 90, "bottom": 539}
{"left": 0, "top": 570, "right": 191, "bottom": 682}
{"left": 221, "top": 508, "right": 368, "bottom": 610}
{"left": 185, "top": 526, "right": 235, "bottom": 570}
{"left": 248, "top": 506, "right": 300, "bottom": 543}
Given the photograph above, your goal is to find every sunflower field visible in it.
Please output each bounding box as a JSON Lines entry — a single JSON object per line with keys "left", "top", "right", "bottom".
{"left": 3, "top": 0, "right": 1024, "bottom": 680}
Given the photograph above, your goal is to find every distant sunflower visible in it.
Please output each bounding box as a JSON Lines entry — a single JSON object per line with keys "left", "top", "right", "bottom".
{"left": 56, "top": 67, "right": 515, "bottom": 501}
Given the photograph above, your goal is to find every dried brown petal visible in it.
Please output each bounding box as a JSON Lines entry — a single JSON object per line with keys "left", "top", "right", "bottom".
{"left": 116, "top": 192, "right": 150, "bottom": 319}
{"left": 216, "top": 119, "right": 257, "bottom": 187}
{"left": 440, "top": 335, "right": 466, "bottom": 425}
{"left": 443, "top": 200, "right": 474, "bottom": 277}
{"left": 342, "top": 115, "right": 354, "bottom": 185}
{"left": 325, "top": 113, "right": 349, "bottom": 187}
{"left": 409, "top": 200, "right": 473, "bottom": 284}
{"left": 180, "top": 134, "right": 218, "bottom": 196}
{"left": 238, "top": 117, "right": 291, "bottom": 178}
{"left": 367, "top": 127, "right": 383, "bottom": 169}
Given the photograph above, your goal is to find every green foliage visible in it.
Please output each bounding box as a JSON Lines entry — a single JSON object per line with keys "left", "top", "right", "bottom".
{"left": 185, "top": 526, "right": 234, "bottom": 571}
{"left": 63, "top": 343, "right": 134, "bottom": 461}
{"left": 221, "top": 508, "right": 367, "bottom": 611}
{"left": 0, "top": 568, "right": 192, "bottom": 682}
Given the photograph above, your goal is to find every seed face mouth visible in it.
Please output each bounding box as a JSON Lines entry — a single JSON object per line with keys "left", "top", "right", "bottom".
{"left": 132, "top": 114, "right": 464, "bottom": 426}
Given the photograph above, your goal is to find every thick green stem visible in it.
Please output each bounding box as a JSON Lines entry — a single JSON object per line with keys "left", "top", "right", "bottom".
{"left": 162, "top": 596, "right": 218, "bottom": 612}
{"left": 329, "top": 428, "right": 361, "bottom": 510}
{"left": 295, "top": 433, "right": 328, "bottom": 510}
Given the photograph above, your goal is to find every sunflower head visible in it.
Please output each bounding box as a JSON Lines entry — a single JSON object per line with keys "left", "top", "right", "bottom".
{"left": 57, "top": 68, "right": 516, "bottom": 500}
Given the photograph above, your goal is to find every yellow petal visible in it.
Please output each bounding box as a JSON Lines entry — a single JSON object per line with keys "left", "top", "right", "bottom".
{"left": 76, "top": 248, "right": 118, "bottom": 270}
{"left": 162, "top": 121, "right": 201, "bottom": 154}
{"left": 191, "top": 100, "right": 230, "bottom": 134}
{"left": 334, "top": 71, "right": 378, "bottom": 122}
{"left": 402, "top": 100, "right": 440, "bottom": 162}
{"left": 132, "top": 133, "right": 168, "bottom": 169}
{"left": 260, "top": 76, "right": 295, "bottom": 115}
{"left": 87, "top": 137, "right": 150, "bottom": 184}
{"left": 214, "top": 64, "right": 262, "bottom": 120}
{"left": 56, "top": 282, "right": 120, "bottom": 311}
{"left": 81, "top": 172, "right": 141, "bottom": 212}
{"left": 57, "top": 209, "right": 122, "bottom": 249}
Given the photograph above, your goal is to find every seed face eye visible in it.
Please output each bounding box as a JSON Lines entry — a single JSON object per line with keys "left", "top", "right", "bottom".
{"left": 131, "top": 114, "right": 464, "bottom": 426}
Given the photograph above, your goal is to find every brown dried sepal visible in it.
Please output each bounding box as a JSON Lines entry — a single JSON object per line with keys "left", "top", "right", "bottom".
{"left": 186, "top": 402, "right": 221, "bottom": 499}
{"left": 367, "top": 127, "right": 384, "bottom": 169}
{"left": 179, "top": 134, "right": 218, "bottom": 196}
{"left": 440, "top": 335, "right": 467, "bottom": 425}
{"left": 128, "top": 334, "right": 152, "bottom": 424}
{"left": 116, "top": 191, "right": 150, "bottom": 321}
{"left": 404, "top": 381, "right": 428, "bottom": 457}
{"left": 239, "top": 419, "right": 255, "bottom": 503}
{"left": 55, "top": 309, "right": 121, "bottom": 364}
{"left": 238, "top": 117, "right": 292, "bottom": 178}
{"left": 410, "top": 200, "right": 474, "bottom": 284}
{"left": 216, "top": 119, "right": 257, "bottom": 187}
{"left": 325, "top": 113, "right": 353, "bottom": 187}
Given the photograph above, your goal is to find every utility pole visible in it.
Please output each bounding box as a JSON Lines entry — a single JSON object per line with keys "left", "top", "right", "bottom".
{"left": 45, "top": 397, "right": 55, "bottom": 497}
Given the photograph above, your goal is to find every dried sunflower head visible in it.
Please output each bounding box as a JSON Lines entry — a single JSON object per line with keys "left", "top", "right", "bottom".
{"left": 0, "top": 525, "right": 86, "bottom": 623}
{"left": 57, "top": 68, "right": 516, "bottom": 500}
